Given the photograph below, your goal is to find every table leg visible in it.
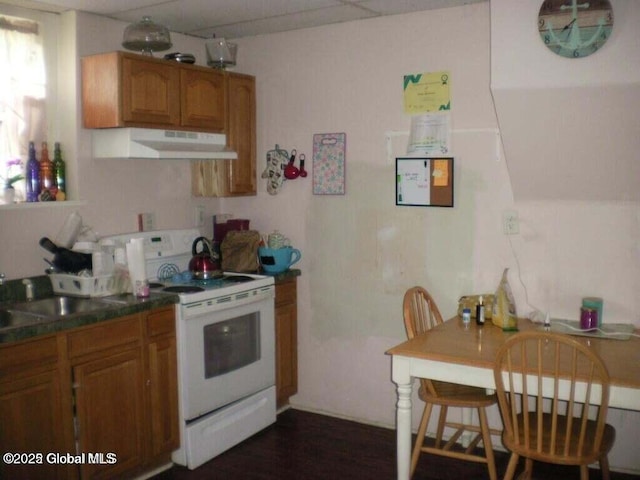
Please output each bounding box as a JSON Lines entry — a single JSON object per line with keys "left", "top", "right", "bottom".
{"left": 392, "top": 357, "right": 413, "bottom": 480}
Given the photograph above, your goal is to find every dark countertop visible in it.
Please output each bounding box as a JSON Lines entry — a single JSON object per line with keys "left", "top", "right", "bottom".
{"left": 0, "top": 275, "right": 178, "bottom": 345}
{"left": 267, "top": 268, "right": 301, "bottom": 283}
{"left": 0, "top": 270, "right": 301, "bottom": 345}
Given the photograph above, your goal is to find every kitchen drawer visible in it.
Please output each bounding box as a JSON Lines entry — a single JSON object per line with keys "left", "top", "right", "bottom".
{"left": 67, "top": 314, "right": 141, "bottom": 359}
{"left": 275, "top": 279, "right": 296, "bottom": 307}
{"left": 145, "top": 306, "right": 175, "bottom": 338}
{"left": 0, "top": 335, "right": 58, "bottom": 376}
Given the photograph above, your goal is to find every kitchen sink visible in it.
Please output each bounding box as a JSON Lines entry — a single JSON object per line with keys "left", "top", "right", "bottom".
{"left": 0, "top": 308, "right": 53, "bottom": 329}
{"left": 7, "top": 296, "right": 111, "bottom": 318}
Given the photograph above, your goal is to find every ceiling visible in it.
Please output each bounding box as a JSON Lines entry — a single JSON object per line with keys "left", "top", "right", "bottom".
{"left": 9, "top": 0, "right": 486, "bottom": 39}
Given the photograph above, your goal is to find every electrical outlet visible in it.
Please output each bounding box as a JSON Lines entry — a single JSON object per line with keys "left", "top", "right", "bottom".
{"left": 194, "top": 205, "right": 205, "bottom": 227}
{"left": 502, "top": 210, "right": 519, "bottom": 235}
{"left": 138, "top": 212, "right": 156, "bottom": 232}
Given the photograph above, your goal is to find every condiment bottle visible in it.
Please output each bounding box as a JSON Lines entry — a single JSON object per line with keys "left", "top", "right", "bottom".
{"left": 462, "top": 308, "right": 471, "bottom": 328}
{"left": 53, "top": 142, "right": 66, "bottom": 201}
{"left": 475, "top": 296, "right": 485, "bottom": 326}
{"left": 39, "top": 141, "right": 56, "bottom": 200}
{"left": 25, "top": 141, "right": 40, "bottom": 202}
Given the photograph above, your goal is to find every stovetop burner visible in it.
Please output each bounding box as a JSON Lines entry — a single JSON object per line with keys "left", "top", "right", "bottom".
{"left": 223, "top": 275, "right": 255, "bottom": 283}
{"left": 163, "top": 285, "right": 206, "bottom": 294}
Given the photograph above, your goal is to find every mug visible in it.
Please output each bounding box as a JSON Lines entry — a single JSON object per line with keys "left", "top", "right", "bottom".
{"left": 258, "top": 246, "right": 301, "bottom": 274}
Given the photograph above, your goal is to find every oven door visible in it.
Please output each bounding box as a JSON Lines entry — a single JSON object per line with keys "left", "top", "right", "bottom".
{"left": 178, "top": 294, "right": 275, "bottom": 421}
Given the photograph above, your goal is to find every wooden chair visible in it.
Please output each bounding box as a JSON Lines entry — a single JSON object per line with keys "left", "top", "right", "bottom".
{"left": 493, "top": 330, "right": 616, "bottom": 480}
{"left": 402, "top": 287, "right": 498, "bottom": 479}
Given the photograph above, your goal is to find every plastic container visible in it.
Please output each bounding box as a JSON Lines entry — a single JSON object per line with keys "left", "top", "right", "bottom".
{"left": 55, "top": 211, "right": 82, "bottom": 248}
{"left": 580, "top": 307, "right": 598, "bottom": 331}
{"left": 49, "top": 273, "right": 117, "bottom": 297}
{"left": 462, "top": 308, "right": 471, "bottom": 327}
{"left": 582, "top": 297, "right": 603, "bottom": 327}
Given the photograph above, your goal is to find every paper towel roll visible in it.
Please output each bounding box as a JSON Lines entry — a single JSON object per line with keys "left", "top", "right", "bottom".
{"left": 126, "top": 238, "right": 149, "bottom": 297}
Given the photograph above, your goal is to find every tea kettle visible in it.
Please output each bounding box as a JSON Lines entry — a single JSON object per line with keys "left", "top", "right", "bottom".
{"left": 189, "top": 237, "right": 222, "bottom": 279}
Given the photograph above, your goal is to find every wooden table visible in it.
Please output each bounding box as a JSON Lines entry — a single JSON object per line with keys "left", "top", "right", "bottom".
{"left": 386, "top": 317, "right": 640, "bottom": 480}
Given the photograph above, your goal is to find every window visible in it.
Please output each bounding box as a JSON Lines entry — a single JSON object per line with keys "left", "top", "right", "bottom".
{"left": 0, "top": 5, "right": 57, "bottom": 203}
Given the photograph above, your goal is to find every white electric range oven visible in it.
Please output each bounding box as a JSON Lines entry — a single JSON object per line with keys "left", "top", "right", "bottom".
{"left": 101, "top": 229, "right": 276, "bottom": 470}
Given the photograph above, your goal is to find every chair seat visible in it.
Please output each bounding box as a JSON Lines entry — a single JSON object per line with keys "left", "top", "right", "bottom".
{"left": 420, "top": 381, "right": 497, "bottom": 408}
{"left": 503, "top": 412, "right": 616, "bottom": 465}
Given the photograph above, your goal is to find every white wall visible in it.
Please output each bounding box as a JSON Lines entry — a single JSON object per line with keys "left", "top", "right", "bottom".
{"left": 224, "top": 2, "right": 640, "bottom": 472}
{"left": 1, "top": 2, "right": 638, "bottom": 473}
{"left": 491, "top": 0, "right": 640, "bottom": 201}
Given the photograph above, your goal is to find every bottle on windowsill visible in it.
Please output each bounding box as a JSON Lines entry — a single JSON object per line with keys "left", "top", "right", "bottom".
{"left": 25, "top": 141, "right": 40, "bottom": 202}
{"left": 53, "top": 142, "right": 66, "bottom": 201}
{"left": 38, "top": 141, "right": 56, "bottom": 201}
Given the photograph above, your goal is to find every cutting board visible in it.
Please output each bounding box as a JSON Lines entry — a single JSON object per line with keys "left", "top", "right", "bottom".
{"left": 312, "top": 133, "right": 346, "bottom": 195}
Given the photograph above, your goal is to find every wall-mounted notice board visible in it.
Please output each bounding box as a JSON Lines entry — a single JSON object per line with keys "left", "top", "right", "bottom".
{"left": 396, "top": 157, "right": 454, "bottom": 207}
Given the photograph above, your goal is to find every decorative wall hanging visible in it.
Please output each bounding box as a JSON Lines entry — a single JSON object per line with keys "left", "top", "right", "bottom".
{"left": 261, "top": 145, "right": 288, "bottom": 195}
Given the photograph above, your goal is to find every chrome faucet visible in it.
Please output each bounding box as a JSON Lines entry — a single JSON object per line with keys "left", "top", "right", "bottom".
{"left": 22, "top": 279, "right": 34, "bottom": 302}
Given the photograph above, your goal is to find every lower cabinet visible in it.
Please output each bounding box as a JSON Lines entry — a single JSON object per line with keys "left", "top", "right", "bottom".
{"left": 144, "top": 307, "right": 180, "bottom": 462}
{"left": 0, "top": 335, "right": 72, "bottom": 480}
{"left": 0, "top": 305, "right": 179, "bottom": 480}
{"left": 73, "top": 347, "right": 145, "bottom": 479}
{"left": 275, "top": 277, "right": 298, "bottom": 408}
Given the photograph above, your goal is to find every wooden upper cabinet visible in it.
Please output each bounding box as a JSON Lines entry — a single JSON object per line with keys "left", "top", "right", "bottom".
{"left": 82, "top": 51, "right": 225, "bottom": 132}
{"left": 191, "top": 72, "right": 256, "bottom": 197}
{"left": 121, "top": 55, "right": 180, "bottom": 126}
{"left": 225, "top": 72, "right": 257, "bottom": 195}
{"left": 181, "top": 69, "right": 226, "bottom": 131}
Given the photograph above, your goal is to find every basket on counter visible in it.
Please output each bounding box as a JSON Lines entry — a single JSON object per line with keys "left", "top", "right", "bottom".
{"left": 48, "top": 273, "right": 118, "bottom": 297}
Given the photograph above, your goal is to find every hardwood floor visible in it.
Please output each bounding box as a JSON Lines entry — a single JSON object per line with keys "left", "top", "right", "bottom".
{"left": 154, "top": 408, "right": 640, "bottom": 480}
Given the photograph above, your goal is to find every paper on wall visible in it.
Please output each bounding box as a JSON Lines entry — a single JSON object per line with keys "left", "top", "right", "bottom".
{"left": 407, "top": 113, "right": 451, "bottom": 156}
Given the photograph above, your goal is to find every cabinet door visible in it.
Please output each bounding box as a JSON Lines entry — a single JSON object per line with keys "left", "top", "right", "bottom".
{"left": 275, "top": 302, "right": 298, "bottom": 408}
{"left": 122, "top": 56, "right": 180, "bottom": 126}
{"left": 74, "top": 348, "right": 145, "bottom": 479}
{"left": 191, "top": 73, "right": 256, "bottom": 197}
{"left": 275, "top": 279, "right": 298, "bottom": 408}
{"left": 0, "top": 371, "right": 68, "bottom": 480}
{"left": 226, "top": 73, "right": 257, "bottom": 195}
{"left": 146, "top": 335, "right": 179, "bottom": 460}
{"left": 181, "top": 69, "right": 226, "bottom": 131}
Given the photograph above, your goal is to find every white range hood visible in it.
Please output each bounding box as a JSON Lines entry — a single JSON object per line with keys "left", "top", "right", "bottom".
{"left": 92, "top": 128, "right": 238, "bottom": 160}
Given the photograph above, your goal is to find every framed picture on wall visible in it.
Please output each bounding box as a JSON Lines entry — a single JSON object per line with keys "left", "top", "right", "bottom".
{"left": 395, "top": 157, "right": 454, "bottom": 207}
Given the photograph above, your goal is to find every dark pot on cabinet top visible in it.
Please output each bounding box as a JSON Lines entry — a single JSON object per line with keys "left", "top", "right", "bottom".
{"left": 189, "top": 237, "right": 222, "bottom": 279}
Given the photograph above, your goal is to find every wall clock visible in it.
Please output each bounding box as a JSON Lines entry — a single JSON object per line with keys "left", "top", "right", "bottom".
{"left": 538, "top": 0, "right": 614, "bottom": 58}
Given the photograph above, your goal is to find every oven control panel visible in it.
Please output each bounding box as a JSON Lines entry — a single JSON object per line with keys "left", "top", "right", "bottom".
{"left": 101, "top": 228, "right": 200, "bottom": 258}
